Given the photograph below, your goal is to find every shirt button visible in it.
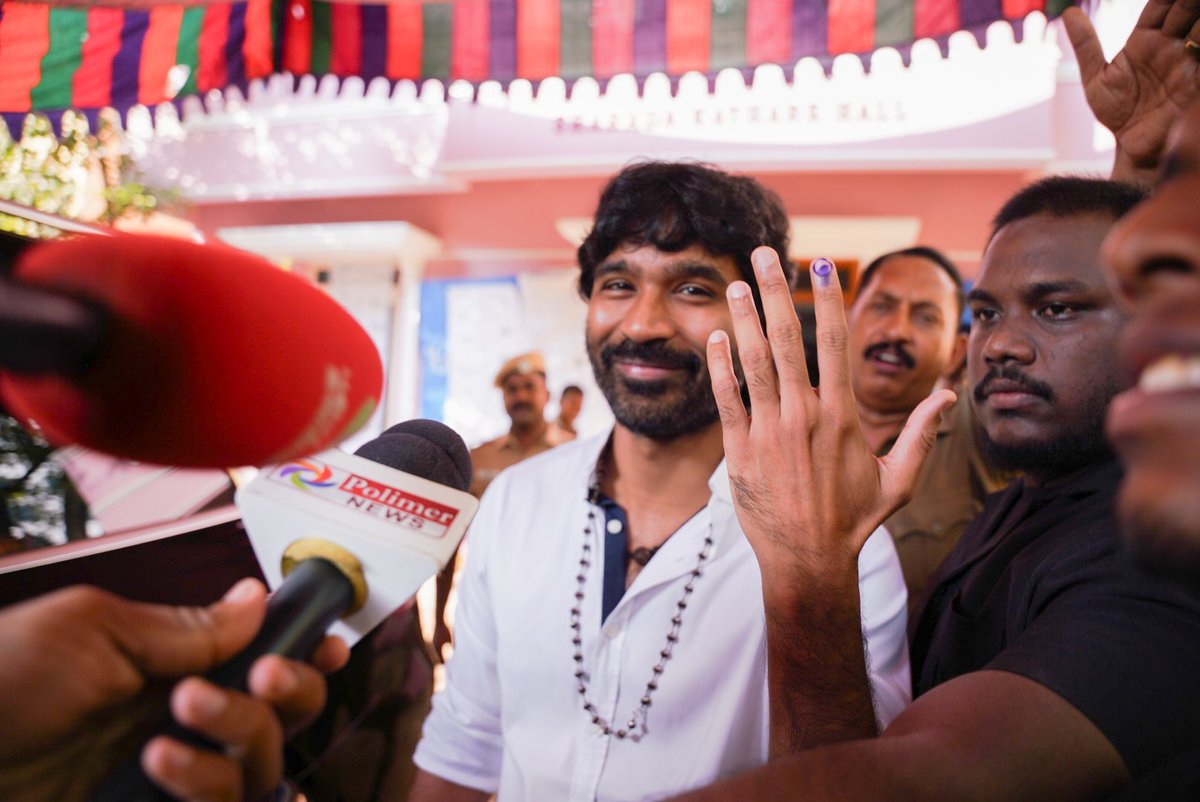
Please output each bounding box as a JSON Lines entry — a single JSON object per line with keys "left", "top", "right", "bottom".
{"left": 606, "top": 518, "right": 623, "bottom": 534}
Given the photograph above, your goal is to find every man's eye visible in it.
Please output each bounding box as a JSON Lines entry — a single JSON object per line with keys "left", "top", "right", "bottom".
{"left": 1040, "top": 303, "right": 1075, "bottom": 320}
{"left": 970, "top": 307, "right": 996, "bottom": 323}
{"left": 678, "top": 284, "right": 716, "bottom": 298}
{"left": 600, "top": 279, "right": 633, "bottom": 293}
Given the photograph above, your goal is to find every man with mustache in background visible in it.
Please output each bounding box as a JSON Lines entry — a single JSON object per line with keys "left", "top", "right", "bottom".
{"left": 408, "top": 162, "right": 912, "bottom": 801}
{"left": 848, "top": 247, "right": 1010, "bottom": 621}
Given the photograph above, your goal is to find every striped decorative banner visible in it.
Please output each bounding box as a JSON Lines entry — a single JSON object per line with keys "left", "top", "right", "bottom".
{"left": 1, "top": 0, "right": 1075, "bottom": 126}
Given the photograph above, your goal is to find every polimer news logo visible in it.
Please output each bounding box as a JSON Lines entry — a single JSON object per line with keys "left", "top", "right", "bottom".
{"left": 278, "top": 459, "right": 337, "bottom": 490}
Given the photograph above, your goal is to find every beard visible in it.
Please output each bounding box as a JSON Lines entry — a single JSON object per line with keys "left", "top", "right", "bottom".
{"left": 587, "top": 335, "right": 722, "bottom": 442}
{"left": 972, "top": 366, "right": 1117, "bottom": 479}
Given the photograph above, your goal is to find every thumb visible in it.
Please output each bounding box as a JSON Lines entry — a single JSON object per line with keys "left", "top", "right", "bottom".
{"left": 879, "top": 389, "right": 957, "bottom": 505}
{"left": 1063, "top": 7, "right": 1107, "bottom": 85}
{"left": 104, "top": 578, "right": 269, "bottom": 679}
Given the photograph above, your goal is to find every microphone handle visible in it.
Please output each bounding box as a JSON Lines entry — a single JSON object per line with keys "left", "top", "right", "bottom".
{"left": 89, "top": 558, "right": 355, "bottom": 802}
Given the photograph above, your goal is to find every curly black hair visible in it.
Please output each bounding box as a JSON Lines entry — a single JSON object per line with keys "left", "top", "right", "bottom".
{"left": 577, "top": 161, "right": 794, "bottom": 307}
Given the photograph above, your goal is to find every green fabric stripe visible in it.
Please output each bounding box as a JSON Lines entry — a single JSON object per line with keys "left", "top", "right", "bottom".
{"left": 710, "top": 0, "right": 746, "bottom": 71}
{"left": 560, "top": 0, "right": 592, "bottom": 80}
{"left": 1044, "top": 0, "right": 1071, "bottom": 17}
{"left": 31, "top": 9, "right": 88, "bottom": 109}
{"left": 874, "top": 0, "right": 913, "bottom": 47}
{"left": 422, "top": 3, "right": 452, "bottom": 80}
{"left": 311, "top": 0, "right": 332, "bottom": 75}
{"left": 176, "top": 7, "right": 204, "bottom": 97}
{"left": 270, "top": 0, "right": 282, "bottom": 66}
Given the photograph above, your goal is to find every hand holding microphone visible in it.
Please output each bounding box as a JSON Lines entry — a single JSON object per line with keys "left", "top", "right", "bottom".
{"left": 0, "top": 232, "right": 383, "bottom": 467}
{"left": 0, "top": 579, "right": 347, "bottom": 802}
{"left": 92, "top": 420, "right": 477, "bottom": 801}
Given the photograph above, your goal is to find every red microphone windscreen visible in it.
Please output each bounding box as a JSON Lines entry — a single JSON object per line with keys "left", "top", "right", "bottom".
{"left": 0, "top": 233, "right": 383, "bottom": 467}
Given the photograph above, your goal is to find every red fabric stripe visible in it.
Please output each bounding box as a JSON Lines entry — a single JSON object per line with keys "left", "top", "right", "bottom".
{"left": 283, "top": 0, "right": 312, "bottom": 75}
{"left": 827, "top": 0, "right": 875, "bottom": 53}
{"left": 330, "top": 3, "right": 362, "bottom": 76}
{"left": 666, "top": 0, "right": 710, "bottom": 73}
{"left": 387, "top": 2, "right": 422, "bottom": 79}
{"left": 452, "top": 0, "right": 489, "bottom": 80}
{"left": 139, "top": 6, "right": 184, "bottom": 105}
{"left": 243, "top": 0, "right": 273, "bottom": 78}
{"left": 746, "top": 0, "right": 790, "bottom": 65}
{"left": 913, "top": 0, "right": 959, "bottom": 38}
{"left": 517, "top": 0, "right": 559, "bottom": 78}
{"left": 0, "top": 4, "right": 51, "bottom": 111}
{"left": 197, "top": 3, "right": 230, "bottom": 92}
{"left": 1002, "top": 0, "right": 1043, "bottom": 17}
{"left": 73, "top": 8, "right": 124, "bottom": 109}
{"left": 591, "top": 0, "right": 633, "bottom": 78}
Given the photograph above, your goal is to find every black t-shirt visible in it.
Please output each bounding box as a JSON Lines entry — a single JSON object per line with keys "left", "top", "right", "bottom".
{"left": 911, "top": 459, "right": 1200, "bottom": 780}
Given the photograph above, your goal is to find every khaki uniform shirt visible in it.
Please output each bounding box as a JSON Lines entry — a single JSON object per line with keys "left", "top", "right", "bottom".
{"left": 469, "top": 423, "right": 575, "bottom": 498}
{"left": 880, "top": 393, "right": 1012, "bottom": 625}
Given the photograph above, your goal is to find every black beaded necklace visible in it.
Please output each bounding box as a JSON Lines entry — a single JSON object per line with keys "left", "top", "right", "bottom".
{"left": 571, "top": 444, "right": 715, "bottom": 741}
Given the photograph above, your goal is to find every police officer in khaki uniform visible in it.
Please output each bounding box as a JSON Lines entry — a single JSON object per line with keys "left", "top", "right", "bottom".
{"left": 433, "top": 351, "right": 575, "bottom": 659}
{"left": 467, "top": 351, "right": 576, "bottom": 498}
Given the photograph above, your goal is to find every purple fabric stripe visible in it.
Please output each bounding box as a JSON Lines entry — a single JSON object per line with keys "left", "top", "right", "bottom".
{"left": 489, "top": 0, "right": 516, "bottom": 80}
{"left": 110, "top": 9, "right": 148, "bottom": 112}
{"left": 3, "top": 112, "right": 25, "bottom": 142}
{"left": 791, "top": 0, "right": 827, "bottom": 62}
{"left": 225, "top": 2, "right": 248, "bottom": 89}
{"left": 632, "top": 0, "right": 665, "bottom": 76}
{"left": 959, "top": 0, "right": 1001, "bottom": 30}
{"left": 360, "top": 4, "right": 388, "bottom": 82}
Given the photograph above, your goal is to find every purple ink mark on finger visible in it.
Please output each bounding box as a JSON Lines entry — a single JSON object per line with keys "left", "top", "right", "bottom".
{"left": 811, "top": 257, "right": 835, "bottom": 288}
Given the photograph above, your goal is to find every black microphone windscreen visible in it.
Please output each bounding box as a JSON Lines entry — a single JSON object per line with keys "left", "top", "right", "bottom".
{"left": 354, "top": 419, "right": 471, "bottom": 492}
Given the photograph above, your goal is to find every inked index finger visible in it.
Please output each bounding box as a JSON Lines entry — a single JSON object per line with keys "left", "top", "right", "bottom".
{"left": 808, "top": 257, "right": 855, "bottom": 409}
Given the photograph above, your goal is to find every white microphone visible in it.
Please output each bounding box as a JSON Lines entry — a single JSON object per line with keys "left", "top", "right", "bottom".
{"left": 237, "top": 419, "right": 478, "bottom": 647}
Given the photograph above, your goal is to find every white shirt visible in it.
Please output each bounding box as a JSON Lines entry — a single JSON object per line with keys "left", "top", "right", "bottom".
{"left": 414, "top": 433, "right": 910, "bottom": 802}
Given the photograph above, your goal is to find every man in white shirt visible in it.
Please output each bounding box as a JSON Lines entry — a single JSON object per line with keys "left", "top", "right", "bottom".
{"left": 409, "top": 162, "right": 911, "bottom": 802}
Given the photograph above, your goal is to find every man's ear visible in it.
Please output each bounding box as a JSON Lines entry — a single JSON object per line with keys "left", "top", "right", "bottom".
{"left": 941, "top": 331, "right": 968, "bottom": 380}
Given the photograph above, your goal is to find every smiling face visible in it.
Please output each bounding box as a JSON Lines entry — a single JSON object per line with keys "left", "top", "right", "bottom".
{"left": 1103, "top": 101, "right": 1200, "bottom": 580}
{"left": 586, "top": 242, "right": 740, "bottom": 441}
{"left": 967, "top": 212, "right": 1128, "bottom": 484}
{"left": 849, "top": 255, "right": 965, "bottom": 416}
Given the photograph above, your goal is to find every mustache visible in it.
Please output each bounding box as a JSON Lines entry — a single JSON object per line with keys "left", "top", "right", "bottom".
{"left": 973, "top": 366, "right": 1055, "bottom": 403}
{"left": 864, "top": 341, "right": 916, "bottom": 370}
{"left": 600, "top": 339, "right": 702, "bottom": 374}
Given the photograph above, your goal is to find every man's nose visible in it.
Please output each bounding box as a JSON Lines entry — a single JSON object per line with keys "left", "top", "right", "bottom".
{"left": 1103, "top": 185, "right": 1200, "bottom": 307}
{"left": 621, "top": 291, "right": 675, "bottom": 341}
{"left": 879, "top": 307, "right": 913, "bottom": 343}
{"left": 981, "top": 317, "right": 1036, "bottom": 366}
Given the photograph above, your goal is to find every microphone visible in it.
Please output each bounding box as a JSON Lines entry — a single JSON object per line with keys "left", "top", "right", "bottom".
{"left": 0, "top": 232, "right": 383, "bottom": 467}
{"left": 90, "top": 419, "right": 477, "bottom": 801}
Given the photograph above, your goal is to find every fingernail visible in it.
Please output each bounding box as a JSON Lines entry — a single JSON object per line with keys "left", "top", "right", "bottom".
{"left": 709, "top": 330, "right": 728, "bottom": 345}
{"left": 811, "top": 257, "right": 835, "bottom": 287}
{"left": 727, "top": 282, "right": 749, "bottom": 300}
{"left": 752, "top": 249, "right": 774, "bottom": 274}
{"left": 187, "top": 681, "right": 229, "bottom": 718}
{"left": 222, "top": 578, "right": 259, "bottom": 603}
